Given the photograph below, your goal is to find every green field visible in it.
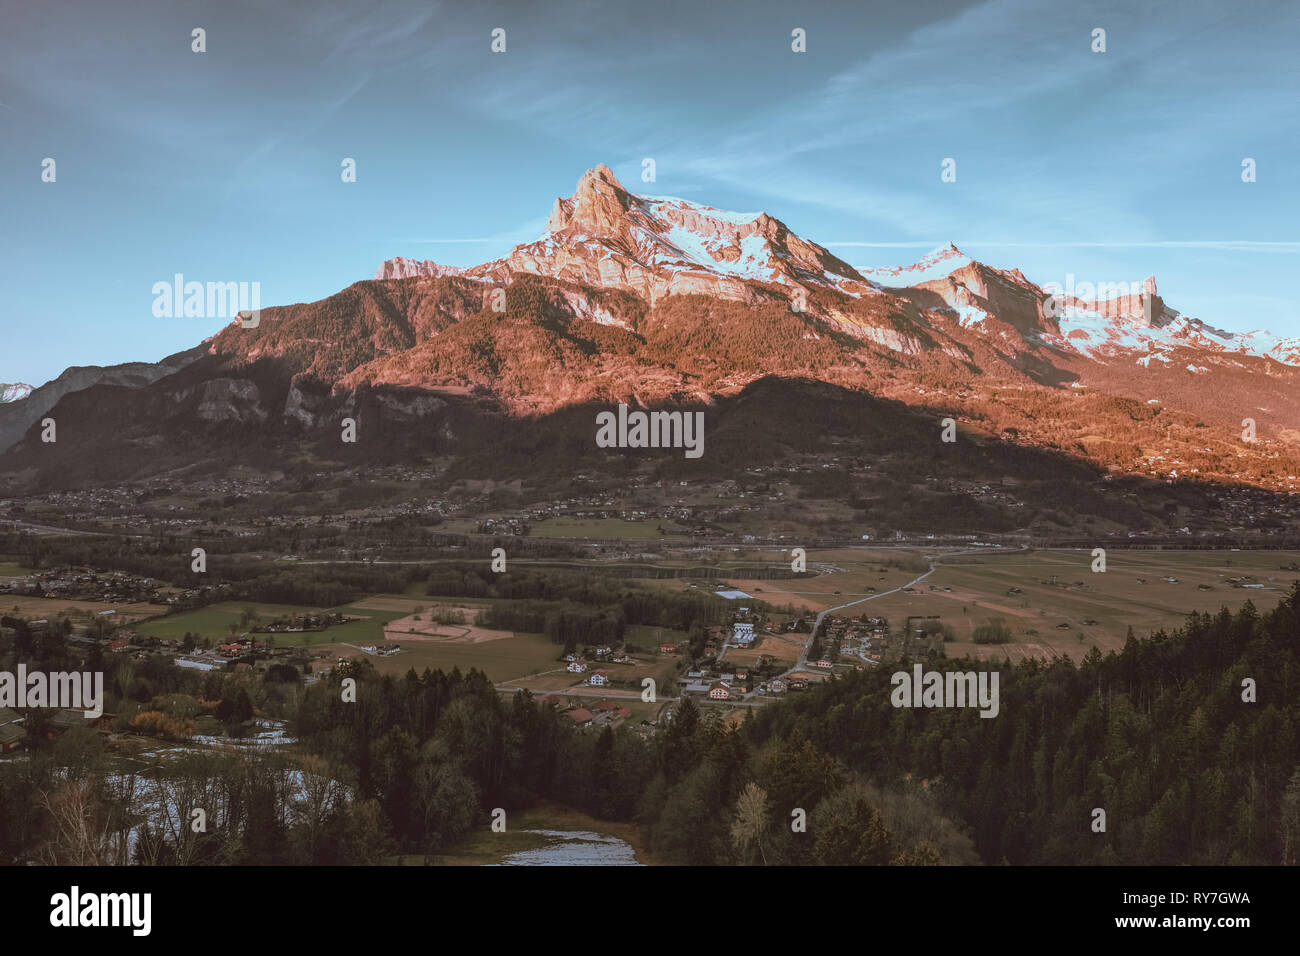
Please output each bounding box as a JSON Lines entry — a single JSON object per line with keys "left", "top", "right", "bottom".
{"left": 365, "top": 629, "right": 562, "bottom": 682}
{"left": 624, "top": 624, "right": 690, "bottom": 648}
{"left": 135, "top": 600, "right": 408, "bottom": 647}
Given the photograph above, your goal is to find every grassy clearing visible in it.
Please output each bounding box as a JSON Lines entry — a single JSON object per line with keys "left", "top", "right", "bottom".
{"left": 363, "top": 630, "right": 563, "bottom": 683}
{"left": 862, "top": 549, "right": 1300, "bottom": 661}
{"left": 134, "top": 599, "right": 409, "bottom": 647}
{"left": 1, "top": 595, "right": 157, "bottom": 624}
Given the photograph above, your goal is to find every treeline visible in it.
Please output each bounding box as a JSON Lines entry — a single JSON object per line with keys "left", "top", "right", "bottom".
{"left": 479, "top": 601, "right": 626, "bottom": 650}
{"left": 746, "top": 587, "right": 1300, "bottom": 864}
{"left": 294, "top": 662, "right": 655, "bottom": 856}
{"left": 426, "top": 565, "right": 739, "bottom": 632}
{"left": 288, "top": 660, "right": 970, "bottom": 865}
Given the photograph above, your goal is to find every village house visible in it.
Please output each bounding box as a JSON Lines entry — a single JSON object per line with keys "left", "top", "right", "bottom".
{"left": 768, "top": 677, "right": 788, "bottom": 694}
{"left": 566, "top": 659, "right": 589, "bottom": 674}
{"left": 565, "top": 708, "right": 594, "bottom": 728}
{"left": 709, "top": 682, "right": 731, "bottom": 700}
{"left": 0, "top": 707, "right": 24, "bottom": 753}
{"left": 659, "top": 643, "right": 678, "bottom": 654}
{"left": 588, "top": 670, "right": 609, "bottom": 686}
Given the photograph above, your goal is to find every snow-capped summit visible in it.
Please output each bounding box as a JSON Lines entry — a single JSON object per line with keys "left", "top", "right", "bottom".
{"left": 367, "top": 164, "right": 1298, "bottom": 372}
{"left": 462, "top": 164, "right": 874, "bottom": 302}
{"left": 857, "top": 243, "right": 973, "bottom": 286}
{"left": 1, "top": 383, "right": 32, "bottom": 404}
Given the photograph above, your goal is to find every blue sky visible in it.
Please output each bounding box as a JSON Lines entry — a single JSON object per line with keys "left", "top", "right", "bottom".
{"left": 2, "top": 0, "right": 1297, "bottom": 386}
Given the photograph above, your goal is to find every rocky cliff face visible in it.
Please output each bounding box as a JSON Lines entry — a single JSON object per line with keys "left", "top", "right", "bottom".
{"left": 373, "top": 257, "right": 467, "bottom": 281}
{"left": 0, "top": 347, "right": 205, "bottom": 453}
{"left": 6, "top": 164, "right": 1300, "bottom": 497}
{"left": 448, "top": 165, "right": 876, "bottom": 305}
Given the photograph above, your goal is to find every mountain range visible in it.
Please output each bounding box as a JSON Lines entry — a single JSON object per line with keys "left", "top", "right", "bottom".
{"left": 2, "top": 164, "right": 1298, "bottom": 530}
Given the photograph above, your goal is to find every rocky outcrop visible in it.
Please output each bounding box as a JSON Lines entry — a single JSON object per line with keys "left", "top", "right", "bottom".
{"left": 194, "top": 379, "right": 267, "bottom": 423}
{"left": 0, "top": 346, "right": 204, "bottom": 453}
{"left": 373, "top": 257, "right": 467, "bottom": 281}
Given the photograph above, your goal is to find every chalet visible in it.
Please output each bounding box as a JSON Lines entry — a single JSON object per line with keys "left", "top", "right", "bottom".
{"left": 659, "top": 643, "right": 678, "bottom": 654}
{"left": 768, "top": 678, "right": 788, "bottom": 694}
{"left": 566, "top": 659, "right": 589, "bottom": 674}
{"left": 788, "top": 678, "right": 809, "bottom": 691}
{"left": 50, "top": 709, "right": 94, "bottom": 734}
{"left": 709, "top": 683, "right": 731, "bottom": 700}
{"left": 0, "top": 706, "right": 23, "bottom": 752}
{"left": 0, "top": 722, "right": 23, "bottom": 753}
{"left": 588, "top": 670, "right": 609, "bottom": 686}
{"left": 816, "top": 659, "right": 833, "bottom": 669}
{"left": 108, "top": 638, "right": 130, "bottom": 653}
{"left": 565, "top": 708, "right": 594, "bottom": 728}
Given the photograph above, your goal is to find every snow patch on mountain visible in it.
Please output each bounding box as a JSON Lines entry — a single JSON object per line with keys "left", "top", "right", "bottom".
{"left": 1049, "top": 301, "right": 1300, "bottom": 368}
{"left": 1, "top": 384, "right": 32, "bottom": 403}
{"left": 857, "top": 244, "right": 972, "bottom": 286}
{"left": 639, "top": 195, "right": 762, "bottom": 226}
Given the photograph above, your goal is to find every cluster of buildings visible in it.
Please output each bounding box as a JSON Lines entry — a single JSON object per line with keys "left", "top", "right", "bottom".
{"left": 540, "top": 697, "right": 637, "bottom": 731}
{"left": 681, "top": 667, "right": 751, "bottom": 699}
{"left": 0, "top": 567, "right": 165, "bottom": 605}
{"left": 0, "top": 705, "right": 115, "bottom": 754}
{"left": 831, "top": 615, "right": 889, "bottom": 665}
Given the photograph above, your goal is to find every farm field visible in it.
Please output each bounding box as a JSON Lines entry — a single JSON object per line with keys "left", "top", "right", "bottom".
{"left": 360, "top": 629, "right": 562, "bottom": 682}
{"left": 499, "top": 652, "right": 679, "bottom": 695}
{"left": 135, "top": 598, "right": 410, "bottom": 647}
{"left": 529, "top": 517, "right": 683, "bottom": 539}
{"left": 864, "top": 549, "right": 1300, "bottom": 661}
{"left": 1, "top": 595, "right": 158, "bottom": 625}
{"left": 720, "top": 548, "right": 925, "bottom": 613}
{"left": 723, "top": 630, "right": 806, "bottom": 668}
{"left": 624, "top": 624, "right": 690, "bottom": 648}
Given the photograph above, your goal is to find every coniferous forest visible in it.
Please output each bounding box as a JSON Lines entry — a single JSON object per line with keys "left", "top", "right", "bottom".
{"left": 8, "top": 586, "right": 1290, "bottom": 866}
